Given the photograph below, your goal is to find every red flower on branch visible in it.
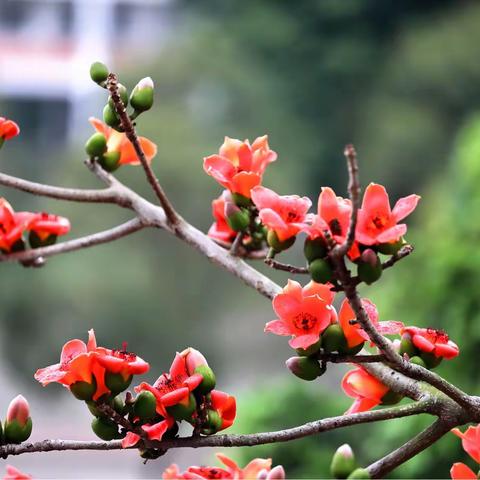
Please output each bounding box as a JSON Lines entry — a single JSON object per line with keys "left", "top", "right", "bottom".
{"left": 89, "top": 117, "right": 157, "bottom": 166}
{"left": 0, "top": 117, "right": 20, "bottom": 141}
{"left": 208, "top": 191, "right": 237, "bottom": 244}
{"left": 203, "top": 136, "right": 277, "bottom": 198}
{"left": 450, "top": 425, "right": 480, "bottom": 479}
{"left": 342, "top": 367, "right": 389, "bottom": 414}
{"left": 163, "top": 453, "right": 284, "bottom": 479}
{"left": 265, "top": 280, "right": 336, "bottom": 350}
{"left": 339, "top": 298, "right": 403, "bottom": 349}
{"left": 0, "top": 199, "right": 30, "bottom": 253}
{"left": 401, "top": 327, "right": 459, "bottom": 359}
{"left": 3, "top": 465, "right": 32, "bottom": 480}
{"left": 24, "top": 212, "right": 71, "bottom": 239}
{"left": 121, "top": 417, "right": 175, "bottom": 449}
{"left": 251, "top": 187, "right": 311, "bottom": 242}
{"left": 209, "top": 390, "right": 237, "bottom": 431}
{"left": 355, "top": 183, "right": 420, "bottom": 246}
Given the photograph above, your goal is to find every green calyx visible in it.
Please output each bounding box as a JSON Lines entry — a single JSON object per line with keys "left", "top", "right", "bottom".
{"left": 309, "top": 258, "right": 333, "bottom": 284}
{"left": 286, "top": 356, "right": 323, "bottom": 381}
{"left": 231, "top": 193, "right": 252, "bottom": 208}
{"left": 89, "top": 62, "right": 109, "bottom": 84}
{"left": 166, "top": 393, "right": 197, "bottom": 421}
{"left": 4, "top": 417, "right": 32, "bottom": 444}
{"left": 267, "top": 230, "right": 295, "bottom": 253}
{"left": 376, "top": 238, "right": 405, "bottom": 255}
{"left": 103, "top": 104, "right": 121, "bottom": 128}
{"left": 201, "top": 409, "right": 223, "bottom": 435}
{"left": 338, "top": 342, "right": 364, "bottom": 356}
{"left": 28, "top": 231, "right": 57, "bottom": 249}
{"left": 133, "top": 391, "right": 157, "bottom": 421}
{"left": 399, "top": 337, "right": 417, "bottom": 358}
{"left": 420, "top": 351, "right": 442, "bottom": 369}
{"left": 347, "top": 468, "right": 371, "bottom": 479}
{"left": 70, "top": 378, "right": 97, "bottom": 401}
{"left": 357, "top": 255, "right": 382, "bottom": 285}
{"left": 105, "top": 372, "right": 133, "bottom": 395}
{"left": 99, "top": 151, "right": 121, "bottom": 172}
{"left": 304, "top": 237, "right": 327, "bottom": 263}
{"left": 381, "top": 390, "right": 403, "bottom": 405}
{"left": 91, "top": 417, "right": 121, "bottom": 441}
{"left": 226, "top": 209, "right": 250, "bottom": 232}
{"left": 194, "top": 365, "right": 216, "bottom": 395}
{"left": 409, "top": 356, "right": 427, "bottom": 368}
{"left": 322, "top": 324, "right": 347, "bottom": 353}
{"left": 85, "top": 132, "right": 107, "bottom": 158}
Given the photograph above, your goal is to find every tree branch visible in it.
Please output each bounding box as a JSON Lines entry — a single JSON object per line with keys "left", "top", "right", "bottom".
{"left": 0, "top": 400, "right": 433, "bottom": 458}
{"left": 0, "top": 218, "right": 145, "bottom": 264}
{"left": 264, "top": 258, "right": 309, "bottom": 274}
{"left": 317, "top": 353, "right": 387, "bottom": 364}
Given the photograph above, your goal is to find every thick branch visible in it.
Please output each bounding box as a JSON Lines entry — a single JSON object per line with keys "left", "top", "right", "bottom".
{"left": 0, "top": 400, "right": 432, "bottom": 458}
{"left": 0, "top": 218, "right": 144, "bottom": 263}
{"left": 107, "top": 74, "right": 179, "bottom": 225}
{"left": 366, "top": 419, "right": 456, "bottom": 479}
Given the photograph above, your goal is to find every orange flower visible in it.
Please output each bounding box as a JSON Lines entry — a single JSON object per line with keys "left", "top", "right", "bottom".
{"left": 355, "top": 183, "right": 420, "bottom": 246}
{"left": 342, "top": 367, "right": 389, "bottom": 414}
{"left": 0, "top": 199, "right": 29, "bottom": 253}
{"left": 252, "top": 186, "right": 311, "bottom": 242}
{"left": 121, "top": 417, "right": 175, "bottom": 449}
{"left": 265, "top": 280, "right": 336, "bottom": 350}
{"left": 203, "top": 136, "right": 277, "bottom": 198}
{"left": 209, "top": 390, "right": 236, "bottom": 431}
{"left": 450, "top": 425, "right": 480, "bottom": 479}
{"left": 208, "top": 190, "right": 237, "bottom": 244}
{"left": 0, "top": 117, "right": 20, "bottom": 141}
{"left": 89, "top": 117, "right": 157, "bottom": 166}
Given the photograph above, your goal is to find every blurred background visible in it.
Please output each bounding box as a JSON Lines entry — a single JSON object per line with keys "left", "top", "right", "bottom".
{"left": 1, "top": 0, "right": 480, "bottom": 477}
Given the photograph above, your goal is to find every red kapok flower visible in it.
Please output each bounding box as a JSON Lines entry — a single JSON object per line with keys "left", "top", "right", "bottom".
{"left": 265, "top": 280, "right": 336, "bottom": 350}
{"left": 121, "top": 417, "right": 175, "bottom": 449}
{"left": 203, "top": 136, "right": 277, "bottom": 198}
{"left": 0, "top": 199, "right": 30, "bottom": 252}
{"left": 135, "top": 351, "right": 204, "bottom": 417}
{"left": 89, "top": 117, "right": 157, "bottom": 166}
{"left": 208, "top": 190, "right": 237, "bottom": 244}
{"left": 252, "top": 187, "right": 311, "bottom": 242}
{"left": 452, "top": 425, "right": 480, "bottom": 463}
{"left": 342, "top": 367, "right": 389, "bottom": 414}
{"left": 355, "top": 183, "right": 420, "bottom": 246}
{"left": 209, "top": 390, "right": 236, "bottom": 431}
{"left": 0, "top": 117, "right": 20, "bottom": 141}
{"left": 450, "top": 463, "right": 477, "bottom": 480}
{"left": 163, "top": 453, "right": 284, "bottom": 480}
{"left": 3, "top": 465, "right": 32, "bottom": 480}
{"left": 339, "top": 298, "right": 403, "bottom": 349}
{"left": 401, "top": 327, "right": 459, "bottom": 359}
{"left": 24, "top": 212, "right": 71, "bottom": 240}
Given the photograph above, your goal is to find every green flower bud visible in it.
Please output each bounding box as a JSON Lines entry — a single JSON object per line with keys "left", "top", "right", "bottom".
{"left": 267, "top": 230, "right": 295, "bottom": 253}
{"left": 231, "top": 192, "right": 252, "bottom": 208}
{"left": 133, "top": 391, "right": 157, "bottom": 421}
{"left": 28, "top": 231, "right": 57, "bottom": 249}
{"left": 225, "top": 203, "right": 250, "bottom": 232}
{"left": 322, "top": 324, "right": 347, "bottom": 353}
{"left": 105, "top": 373, "right": 132, "bottom": 395}
{"left": 357, "top": 250, "right": 382, "bottom": 285}
{"left": 376, "top": 239, "right": 405, "bottom": 255}
{"left": 99, "top": 151, "right": 121, "bottom": 172}
{"left": 409, "top": 356, "right": 427, "bottom": 368}
{"left": 296, "top": 338, "right": 322, "bottom": 357}
{"left": 4, "top": 417, "right": 32, "bottom": 444}
{"left": 194, "top": 365, "right": 216, "bottom": 395}
{"left": 285, "top": 356, "right": 322, "bottom": 381}
{"left": 130, "top": 77, "right": 154, "bottom": 112}
{"left": 201, "top": 409, "right": 223, "bottom": 435}
{"left": 420, "top": 352, "right": 442, "bottom": 369}
{"left": 399, "top": 336, "right": 417, "bottom": 358}
{"left": 166, "top": 393, "right": 197, "bottom": 421}
{"left": 103, "top": 104, "right": 121, "bottom": 128}
{"left": 331, "top": 444, "right": 357, "bottom": 479}
{"left": 309, "top": 258, "right": 333, "bottom": 284}
{"left": 91, "top": 417, "right": 121, "bottom": 441}
{"left": 85, "top": 132, "right": 107, "bottom": 157}
{"left": 347, "top": 468, "right": 371, "bottom": 479}
{"left": 304, "top": 237, "right": 327, "bottom": 263}
{"left": 89, "top": 62, "right": 109, "bottom": 84}
{"left": 86, "top": 400, "right": 103, "bottom": 417}
{"left": 108, "top": 83, "right": 129, "bottom": 108}
{"left": 70, "top": 378, "right": 97, "bottom": 401}
{"left": 381, "top": 390, "right": 403, "bottom": 405}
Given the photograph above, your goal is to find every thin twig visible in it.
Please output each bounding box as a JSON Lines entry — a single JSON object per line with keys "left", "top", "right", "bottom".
{"left": 230, "top": 231, "right": 245, "bottom": 256}
{"left": 106, "top": 73, "right": 179, "bottom": 226}
{"left": 317, "top": 353, "right": 387, "bottom": 364}
{"left": 264, "top": 258, "right": 309, "bottom": 274}
{"left": 0, "top": 400, "right": 433, "bottom": 458}
{"left": 0, "top": 218, "right": 144, "bottom": 263}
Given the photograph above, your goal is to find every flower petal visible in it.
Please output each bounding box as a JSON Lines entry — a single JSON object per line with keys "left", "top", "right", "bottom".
{"left": 392, "top": 194, "right": 421, "bottom": 222}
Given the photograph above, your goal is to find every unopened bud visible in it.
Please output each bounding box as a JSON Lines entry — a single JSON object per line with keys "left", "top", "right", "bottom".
{"left": 4, "top": 395, "right": 32, "bottom": 444}
{"left": 90, "top": 61, "right": 109, "bottom": 84}
{"left": 225, "top": 202, "right": 250, "bottom": 232}
{"left": 347, "top": 468, "right": 371, "bottom": 479}
{"left": 91, "top": 416, "right": 121, "bottom": 441}
{"left": 130, "top": 77, "right": 154, "bottom": 112}
{"left": 166, "top": 393, "right": 197, "bottom": 421}
{"left": 99, "top": 151, "right": 121, "bottom": 172}
{"left": 357, "top": 250, "right": 382, "bottom": 285}
{"left": 103, "top": 104, "right": 121, "bottom": 128}
{"left": 309, "top": 258, "right": 333, "bottom": 284}
{"left": 322, "top": 324, "right": 347, "bottom": 353}
{"left": 70, "top": 378, "right": 97, "bottom": 401}
{"left": 330, "top": 444, "right": 357, "bottom": 479}
{"left": 267, "top": 465, "right": 286, "bottom": 479}
{"left": 304, "top": 237, "right": 327, "bottom": 263}
{"left": 194, "top": 365, "right": 216, "bottom": 395}
{"left": 105, "top": 372, "right": 132, "bottom": 395}
{"left": 286, "top": 356, "right": 322, "bottom": 381}
{"left": 85, "top": 132, "right": 107, "bottom": 157}
{"left": 267, "top": 230, "right": 295, "bottom": 253}
{"left": 133, "top": 391, "right": 157, "bottom": 421}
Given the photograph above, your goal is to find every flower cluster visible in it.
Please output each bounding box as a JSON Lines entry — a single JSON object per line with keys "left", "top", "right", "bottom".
{"left": 0, "top": 198, "right": 70, "bottom": 253}
{"left": 35, "top": 332, "right": 235, "bottom": 449}
{"left": 163, "top": 453, "right": 285, "bottom": 480}
{"left": 451, "top": 424, "right": 480, "bottom": 479}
